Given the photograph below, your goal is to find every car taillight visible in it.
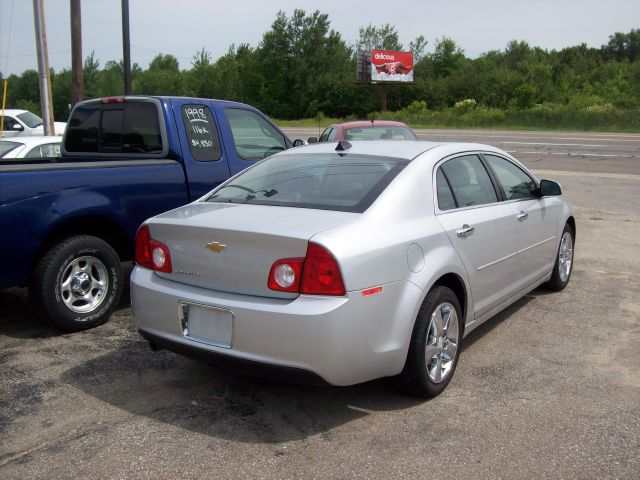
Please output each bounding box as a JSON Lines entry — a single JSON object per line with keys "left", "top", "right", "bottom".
{"left": 267, "top": 258, "right": 304, "bottom": 293}
{"left": 301, "top": 243, "right": 345, "bottom": 295}
{"left": 135, "top": 224, "right": 173, "bottom": 273}
{"left": 268, "top": 242, "right": 345, "bottom": 296}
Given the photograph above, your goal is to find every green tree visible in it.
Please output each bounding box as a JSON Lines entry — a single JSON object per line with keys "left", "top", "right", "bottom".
{"left": 255, "top": 9, "right": 352, "bottom": 118}
{"left": 134, "top": 54, "right": 185, "bottom": 95}
{"left": 356, "top": 24, "right": 402, "bottom": 52}
{"left": 602, "top": 29, "right": 640, "bottom": 62}
{"left": 409, "top": 35, "right": 428, "bottom": 63}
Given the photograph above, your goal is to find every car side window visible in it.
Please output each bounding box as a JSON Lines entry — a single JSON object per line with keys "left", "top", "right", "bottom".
{"left": 2, "top": 117, "right": 21, "bottom": 131}
{"left": 327, "top": 128, "right": 338, "bottom": 141}
{"left": 440, "top": 155, "right": 498, "bottom": 208}
{"left": 25, "top": 143, "right": 61, "bottom": 158}
{"left": 484, "top": 154, "right": 537, "bottom": 200}
{"left": 436, "top": 168, "right": 456, "bottom": 210}
{"left": 224, "top": 108, "right": 286, "bottom": 160}
{"left": 318, "top": 128, "right": 332, "bottom": 142}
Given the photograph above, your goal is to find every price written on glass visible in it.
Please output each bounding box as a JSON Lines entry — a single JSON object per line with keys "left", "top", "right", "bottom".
{"left": 182, "top": 104, "right": 221, "bottom": 160}
{"left": 184, "top": 107, "right": 216, "bottom": 150}
{"left": 191, "top": 138, "right": 214, "bottom": 148}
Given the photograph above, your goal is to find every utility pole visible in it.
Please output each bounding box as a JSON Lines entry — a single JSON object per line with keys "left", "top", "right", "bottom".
{"left": 121, "top": 0, "right": 132, "bottom": 95}
{"left": 33, "top": 0, "right": 55, "bottom": 135}
{"left": 70, "top": 0, "right": 83, "bottom": 107}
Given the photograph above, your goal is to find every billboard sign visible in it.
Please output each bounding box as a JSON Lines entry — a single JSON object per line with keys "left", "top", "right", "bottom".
{"left": 371, "top": 49, "right": 414, "bottom": 83}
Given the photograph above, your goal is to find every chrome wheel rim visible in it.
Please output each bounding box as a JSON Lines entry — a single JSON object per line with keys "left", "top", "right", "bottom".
{"left": 59, "top": 256, "right": 109, "bottom": 314}
{"left": 425, "top": 302, "right": 459, "bottom": 384}
{"left": 558, "top": 231, "right": 573, "bottom": 283}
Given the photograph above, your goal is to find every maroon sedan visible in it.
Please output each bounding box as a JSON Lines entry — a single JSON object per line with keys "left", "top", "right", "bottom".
{"left": 309, "top": 120, "right": 417, "bottom": 143}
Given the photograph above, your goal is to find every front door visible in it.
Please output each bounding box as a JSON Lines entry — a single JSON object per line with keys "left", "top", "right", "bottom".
{"left": 435, "top": 155, "right": 521, "bottom": 318}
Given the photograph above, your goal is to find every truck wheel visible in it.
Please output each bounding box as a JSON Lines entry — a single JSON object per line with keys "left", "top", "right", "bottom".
{"left": 31, "top": 236, "right": 123, "bottom": 332}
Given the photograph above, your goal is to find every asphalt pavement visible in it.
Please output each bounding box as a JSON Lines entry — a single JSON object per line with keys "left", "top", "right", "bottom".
{"left": 1, "top": 128, "right": 639, "bottom": 479}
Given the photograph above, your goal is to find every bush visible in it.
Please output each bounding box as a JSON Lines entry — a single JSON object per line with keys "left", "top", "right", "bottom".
{"left": 453, "top": 98, "right": 477, "bottom": 112}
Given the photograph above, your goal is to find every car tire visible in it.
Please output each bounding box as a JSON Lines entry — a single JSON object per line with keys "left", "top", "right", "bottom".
{"left": 544, "top": 223, "right": 574, "bottom": 291}
{"left": 31, "top": 235, "right": 123, "bottom": 332}
{"left": 397, "top": 286, "right": 463, "bottom": 398}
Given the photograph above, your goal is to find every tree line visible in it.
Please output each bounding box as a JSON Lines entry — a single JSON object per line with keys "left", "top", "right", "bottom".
{"left": 2, "top": 10, "right": 639, "bottom": 124}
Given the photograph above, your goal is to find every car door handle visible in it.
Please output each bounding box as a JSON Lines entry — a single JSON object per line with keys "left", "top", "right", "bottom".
{"left": 517, "top": 211, "right": 528, "bottom": 222}
{"left": 456, "top": 224, "right": 475, "bottom": 238}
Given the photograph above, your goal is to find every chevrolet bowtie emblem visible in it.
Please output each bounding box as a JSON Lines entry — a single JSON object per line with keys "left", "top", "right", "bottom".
{"left": 206, "top": 241, "right": 226, "bottom": 253}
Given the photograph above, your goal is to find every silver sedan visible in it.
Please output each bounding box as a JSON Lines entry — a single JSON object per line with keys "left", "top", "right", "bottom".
{"left": 131, "top": 140, "right": 575, "bottom": 397}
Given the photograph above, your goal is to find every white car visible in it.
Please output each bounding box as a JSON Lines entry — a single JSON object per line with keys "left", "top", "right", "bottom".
{"left": 131, "top": 140, "right": 575, "bottom": 397}
{"left": 0, "top": 136, "right": 62, "bottom": 159}
{"left": 1, "top": 109, "right": 66, "bottom": 137}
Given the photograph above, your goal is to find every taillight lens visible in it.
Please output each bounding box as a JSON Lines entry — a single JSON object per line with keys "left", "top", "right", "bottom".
{"left": 135, "top": 225, "right": 152, "bottom": 269}
{"left": 301, "top": 243, "right": 345, "bottom": 295}
{"left": 135, "top": 224, "right": 172, "bottom": 273}
{"left": 267, "top": 258, "right": 304, "bottom": 292}
{"left": 268, "top": 242, "right": 345, "bottom": 296}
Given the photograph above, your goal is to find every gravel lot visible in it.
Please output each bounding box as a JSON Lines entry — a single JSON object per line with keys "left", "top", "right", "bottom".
{"left": 1, "top": 129, "right": 639, "bottom": 479}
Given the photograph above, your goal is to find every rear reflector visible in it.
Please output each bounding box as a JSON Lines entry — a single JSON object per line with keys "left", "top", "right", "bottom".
{"left": 361, "top": 286, "right": 383, "bottom": 296}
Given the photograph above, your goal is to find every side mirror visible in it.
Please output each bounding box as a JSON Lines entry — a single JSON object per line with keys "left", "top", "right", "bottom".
{"left": 307, "top": 137, "right": 318, "bottom": 144}
{"left": 13, "top": 124, "right": 24, "bottom": 131}
{"left": 539, "top": 179, "right": 562, "bottom": 196}
{"left": 292, "top": 138, "right": 307, "bottom": 147}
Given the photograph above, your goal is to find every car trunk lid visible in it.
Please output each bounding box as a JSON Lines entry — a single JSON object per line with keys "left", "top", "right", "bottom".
{"left": 147, "top": 202, "right": 357, "bottom": 298}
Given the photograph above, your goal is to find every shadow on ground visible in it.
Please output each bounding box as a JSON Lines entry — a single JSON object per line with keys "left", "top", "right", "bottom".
{"left": 61, "top": 341, "right": 423, "bottom": 444}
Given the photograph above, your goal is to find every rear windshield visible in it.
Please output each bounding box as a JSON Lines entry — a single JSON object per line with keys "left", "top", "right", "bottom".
{"left": 17, "top": 111, "right": 43, "bottom": 128}
{"left": 345, "top": 126, "right": 416, "bottom": 141}
{"left": 0, "top": 141, "right": 23, "bottom": 158}
{"left": 65, "top": 102, "right": 163, "bottom": 154}
{"left": 206, "top": 153, "right": 408, "bottom": 213}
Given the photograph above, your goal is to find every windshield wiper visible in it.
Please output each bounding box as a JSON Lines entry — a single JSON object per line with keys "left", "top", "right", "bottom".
{"left": 208, "top": 185, "right": 279, "bottom": 203}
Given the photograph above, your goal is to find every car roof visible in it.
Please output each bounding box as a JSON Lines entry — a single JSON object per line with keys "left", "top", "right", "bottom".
{"left": 0, "top": 136, "right": 61, "bottom": 146}
{"left": 331, "top": 120, "right": 410, "bottom": 129}
{"left": 280, "top": 140, "right": 508, "bottom": 162}
{"left": 0, "top": 109, "right": 29, "bottom": 116}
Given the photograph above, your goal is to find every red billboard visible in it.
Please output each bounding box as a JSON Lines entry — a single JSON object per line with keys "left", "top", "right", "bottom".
{"left": 371, "top": 49, "right": 414, "bottom": 83}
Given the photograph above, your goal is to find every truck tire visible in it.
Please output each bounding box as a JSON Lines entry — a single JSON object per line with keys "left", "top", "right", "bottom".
{"left": 31, "top": 235, "right": 123, "bottom": 332}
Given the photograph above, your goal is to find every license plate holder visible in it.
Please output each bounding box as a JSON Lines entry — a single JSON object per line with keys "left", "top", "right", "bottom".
{"left": 178, "top": 301, "right": 234, "bottom": 348}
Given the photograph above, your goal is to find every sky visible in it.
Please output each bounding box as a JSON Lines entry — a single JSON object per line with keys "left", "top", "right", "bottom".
{"left": 1, "top": 0, "right": 638, "bottom": 76}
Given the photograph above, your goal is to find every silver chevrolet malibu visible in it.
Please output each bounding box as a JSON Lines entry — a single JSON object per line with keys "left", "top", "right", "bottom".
{"left": 131, "top": 140, "right": 574, "bottom": 398}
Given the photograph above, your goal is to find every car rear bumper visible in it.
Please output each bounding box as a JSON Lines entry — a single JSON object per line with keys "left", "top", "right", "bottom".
{"left": 130, "top": 266, "right": 422, "bottom": 386}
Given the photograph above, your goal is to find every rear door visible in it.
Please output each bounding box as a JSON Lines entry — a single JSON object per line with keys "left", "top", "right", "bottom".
{"left": 171, "top": 99, "right": 232, "bottom": 200}
{"left": 435, "top": 154, "right": 520, "bottom": 318}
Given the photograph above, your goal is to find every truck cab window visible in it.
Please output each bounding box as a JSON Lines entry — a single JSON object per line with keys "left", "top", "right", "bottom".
{"left": 65, "top": 102, "right": 162, "bottom": 154}
{"left": 224, "top": 108, "right": 286, "bottom": 160}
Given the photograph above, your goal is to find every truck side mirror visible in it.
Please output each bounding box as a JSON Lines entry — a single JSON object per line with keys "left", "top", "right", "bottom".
{"left": 292, "top": 138, "right": 306, "bottom": 147}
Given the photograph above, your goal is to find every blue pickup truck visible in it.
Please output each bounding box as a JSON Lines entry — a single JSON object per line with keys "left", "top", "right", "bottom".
{"left": 1, "top": 96, "right": 298, "bottom": 331}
